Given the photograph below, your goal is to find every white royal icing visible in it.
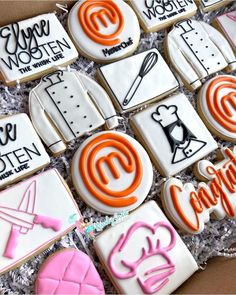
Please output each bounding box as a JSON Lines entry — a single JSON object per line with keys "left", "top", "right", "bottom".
{"left": 68, "top": 0, "right": 140, "bottom": 62}
{"left": 0, "top": 13, "right": 78, "bottom": 84}
{"left": 71, "top": 131, "right": 153, "bottom": 214}
{"left": 162, "top": 147, "right": 236, "bottom": 234}
{"left": 130, "top": 0, "right": 197, "bottom": 32}
{"left": 215, "top": 11, "right": 236, "bottom": 52}
{"left": 0, "top": 114, "right": 50, "bottom": 188}
{"left": 99, "top": 48, "right": 179, "bottom": 113}
{"left": 29, "top": 70, "right": 118, "bottom": 155}
{"left": 198, "top": 75, "right": 236, "bottom": 141}
{"left": 94, "top": 201, "right": 198, "bottom": 294}
{"left": 198, "top": 0, "right": 230, "bottom": 12}
{"left": 167, "top": 19, "right": 236, "bottom": 90}
{"left": 131, "top": 93, "right": 217, "bottom": 177}
{"left": 0, "top": 168, "right": 80, "bottom": 274}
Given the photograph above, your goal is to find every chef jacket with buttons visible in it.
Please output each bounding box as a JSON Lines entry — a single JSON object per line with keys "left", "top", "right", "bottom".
{"left": 167, "top": 19, "right": 236, "bottom": 90}
{"left": 29, "top": 70, "right": 118, "bottom": 154}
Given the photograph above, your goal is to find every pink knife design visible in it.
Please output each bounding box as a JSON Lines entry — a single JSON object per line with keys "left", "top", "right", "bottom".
{"left": 2, "top": 180, "right": 62, "bottom": 259}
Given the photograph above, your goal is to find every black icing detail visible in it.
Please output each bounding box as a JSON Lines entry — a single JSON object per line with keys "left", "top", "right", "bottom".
{"left": 0, "top": 123, "right": 17, "bottom": 146}
{"left": 48, "top": 140, "right": 63, "bottom": 148}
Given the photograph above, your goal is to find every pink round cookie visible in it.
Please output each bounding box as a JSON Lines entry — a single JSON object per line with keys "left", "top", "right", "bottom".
{"left": 35, "top": 248, "right": 104, "bottom": 295}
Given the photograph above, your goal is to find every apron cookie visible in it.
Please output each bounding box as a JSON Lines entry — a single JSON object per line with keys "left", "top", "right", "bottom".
{"left": 97, "top": 48, "right": 179, "bottom": 113}
{"left": 0, "top": 13, "right": 78, "bottom": 86}
{"left": 29, "top": 70, "right": 118, "bottom": 155}
{"left": 68, "top": 0, "right": 140, "bottom": 63}
{"left": 0, "top": 113, "right": 50, "bottom": 188}
{"left": 71, "top": 131, "right": 153, "bottom": 214}
{"left": 213, "top": 11, "right": 236, "bottom": 54}
{"left": 162, "top": 146, "right": 236, "bottom": 234}
{"left": 166, "top": 19, "right": 236, "bottom": 91}
{"left": 35, "top": 248, "right": 104, "bottom": 295}
{"left": 94, "top": 201, "right": 198, "bottom": 294}
{"left": 130, "top": 0, "right": 197, "bottom": 32}
{"left": 198, "top": 75, "right": 236, "bottom": 142}
{"left": 196, "top": 0, "right": 232, "bottom": 12}
{"left": 0, "top": 169, "right": 80, "bottom": 275}
{"left": 130, "top": 93, "right": 217, "bottom": 177}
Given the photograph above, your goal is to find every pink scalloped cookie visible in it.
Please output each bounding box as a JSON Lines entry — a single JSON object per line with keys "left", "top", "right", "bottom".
{"left": 35, "top": 248, "right": 104, "bottom": 295}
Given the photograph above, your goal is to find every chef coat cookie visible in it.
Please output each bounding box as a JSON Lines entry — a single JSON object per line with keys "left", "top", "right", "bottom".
{"left": 162, "top": 146, "right": 236, "bottom": 234}
{"left": 130, "top": 93, "right": 217, "bottom": 177}
{"left": 29, "top": 70, "right": 118, "bottom": 155}
{"left": 198, "top": 75, "right": 236, "bottom": 142}
{"left": 97, "top": 48, "right": 179, "bottom": 113}
{"left": 166, "top": 19, "right": 236, "bottom": 91}
{"left": 72, "top": 131, "right": 153, "bottom": 214}
{"left": 94, "top": 201, "right": 198, "bottom": 294}
{"left": 214, "top": 11, "right": 236, "bottom": 54}
{"left": 0, "top": 113, "right": 50, "bottom": 188}
{"left": 196, "top": 0, "right": 232, "bottom": 12}
{"left": 35, "top": 249, "right": 104, "bottom": 295}
{"left": 68, "top": 0, "right": 140, "bottom": 63}
{"left": 130, "top": 0, "right": 197, "bottom": 32}
{"left": 0, "top": 13, "right": 78, "bottom": 86}
{"left": 0, "top": 169, "right": 80, "bottom": 275}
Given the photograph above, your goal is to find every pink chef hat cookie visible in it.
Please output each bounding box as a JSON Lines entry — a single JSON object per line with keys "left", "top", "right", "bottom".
{"left": 35, "top": 248, "right": 104, "bottom": 295}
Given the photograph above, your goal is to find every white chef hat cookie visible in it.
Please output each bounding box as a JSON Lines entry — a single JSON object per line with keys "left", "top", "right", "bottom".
{"left": 29, "top": 70, "right": 118, "bottom": 155}
{"left": 68, "top": 0, "right": 140, "bottom": 63}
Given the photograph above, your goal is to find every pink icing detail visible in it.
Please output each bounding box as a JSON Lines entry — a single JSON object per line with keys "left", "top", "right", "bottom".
{"left": 108, "top": 221, "right": 176, "bottom": 294}
{"left": 3, "top": 228, "right": 20, "bottom": 259}
{"left": 35, "top": 249, "right": 105, "bottom": 295}
{"left": 34, "top": 215, "right": 62, "bottom": 232}
{"left": 226, "top": 13, "right": 236, "bottom": 22}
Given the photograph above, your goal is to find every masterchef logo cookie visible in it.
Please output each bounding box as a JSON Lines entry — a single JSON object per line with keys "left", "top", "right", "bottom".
{"left": 71, "top": 131, "right": 153, "bottom": 214}
{"left": 68, "top": 0, "right": 140, "bottom": 62}
{"left": 198, "top": 75, "right": 236, "bottom": 142}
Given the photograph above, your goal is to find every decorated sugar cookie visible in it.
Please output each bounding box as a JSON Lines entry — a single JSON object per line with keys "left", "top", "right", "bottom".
{"left": 131, "top": 93, "right": 217, "bottom": 177}
{"left": 94, "top": 201, "right": 198, "bottom": 294}
{"left": 0, "top": 114, "right": 50, "bottom": 188}
{"left": 130, "top": 0, "right": 197, "bottom": 32}
{"left": 0, "top": 13, "right": 78, "bottom": 86}
{"left": 196, "top": 0, "right": 232, "bottom": 12}
{"left": 166, "top": 19, "right": 236, "bottom": 91}
{"left": 0, "top": 169, "right": 80, "bottom": 275}
{"left": 214, "top": 11, "right": 236, "bottom": 53}
{"left": 29, "top": 70, "right": 118, "bottom": 155}
{"left": 35, "top": 249, "right": 104, "bottom": 295}
{"left": 71, "top": 131, "right": 153, "bottom": 214}
{"left": 68, "top": 0, "right": 140, "bottom": 63}
{"left": 162, "top": 147, "right": 236, "bottom": 234}
{"left": 198, "top": 75, "right": 236, "bottom": 142}
{"left": 97, "top": 49, "right": 179, "bottom": 113}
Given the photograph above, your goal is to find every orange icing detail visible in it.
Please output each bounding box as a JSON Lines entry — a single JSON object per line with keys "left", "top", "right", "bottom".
{"left": 206, "top": 76, "right": 236, "bottom": 132}
{"left": 78, "top": 0, "right": 124, "bottom": 46}
{"left": 79, "top": 133, "right": 143, "bottom": 207}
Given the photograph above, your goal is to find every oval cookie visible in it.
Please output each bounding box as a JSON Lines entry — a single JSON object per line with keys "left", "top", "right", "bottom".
{"left": 68, "top": 0, "right": 140, "bottom": 63}
{"left": 35, "top": 248, "right": 104, "bottom": 294}
{"left": 198, "top": 75, "right": 236, "bottom": 142}
{"left": 71, "top": 131, "right": 153, "bottom": 214}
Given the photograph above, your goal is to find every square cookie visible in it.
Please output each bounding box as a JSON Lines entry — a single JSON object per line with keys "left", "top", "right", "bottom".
{"left": 130, "top": 93, "right": 217, "bottom": 177}
{"left": 130, "top": 0, "right": 197, "bottom": 32}
{"left": 98, "top": 49, "right": 179, "bottom": 113}
{"left": 94, "top": 201, "right": 198, "bottom": 294}
{"left": 0, "top": 114, "right": 50, "bottom": 188}
{"left": 0, "top": 169, "right": 80, "bottom": 274}
{"left": 197, "top": 0, "right": 232, "bottom": 12}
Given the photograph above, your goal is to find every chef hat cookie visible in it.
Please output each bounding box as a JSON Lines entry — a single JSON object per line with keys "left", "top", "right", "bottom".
{"left": 0, "top": 13, "right": 78, "bottom": 86}
{"left": 35, "top": 248, "right": 104, "bottom": 295}
{"left": 166, "top": 19, "right": 236, "bottom": 91}
{"left": 29, "top": 70, "right": 119, "bottom": 155}
{"left": 97, "top": 48, "right": 179, "bottom": 113}
{"left": 198, "top": 75, "right": 236, "bottom": 142}
{"left": 162, "top": 146, "right": 236, "bottom": 234}
{"left": 0, "top": 169, "right": 80, "bottom": 275}
{"left": 196, "top": 0, "right": 233, "bottom": 12}
{"left": 71, "top": 131, "right": 153, "bottom": 214}
{"left": 0, "top": 113, "right": 50, "bottom": 188}
{"left": 130, "top": 93, "right": 217, "bottom": 177}
{"left": 129, "top": 0, "right": 197, "bottom": 32}
{"left": 94, "top": 201, "right": 198, "bottom": 294}
{"left": 68, "top": 0, "right": 140, "bottom": 63}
